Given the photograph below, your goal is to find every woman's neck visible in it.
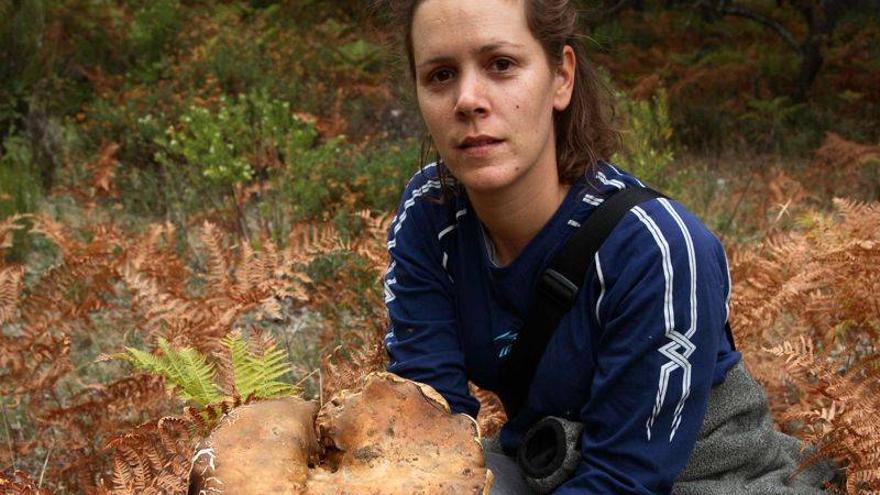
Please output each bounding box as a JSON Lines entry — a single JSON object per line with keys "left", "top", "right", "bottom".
{"left": 468, "top": 175, "right": 570, "bottom": 267}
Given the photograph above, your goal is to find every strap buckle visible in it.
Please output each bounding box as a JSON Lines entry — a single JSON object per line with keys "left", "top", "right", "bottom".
{"left": 538, "top": 268, "right": 578, "bottom": 308}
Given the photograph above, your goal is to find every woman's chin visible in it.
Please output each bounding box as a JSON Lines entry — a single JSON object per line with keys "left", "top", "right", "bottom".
{"left": 453, "top": 167, "right": 521, "bottom": 196}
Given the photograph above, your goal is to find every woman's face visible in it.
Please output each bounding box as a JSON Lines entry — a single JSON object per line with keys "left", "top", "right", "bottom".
{"left": 411, "top": 0, "right": 574, "bottom": 196}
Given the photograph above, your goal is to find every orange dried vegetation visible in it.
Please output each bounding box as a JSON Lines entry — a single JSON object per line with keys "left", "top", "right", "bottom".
{"left": 0, "top": 212, "right": 392, "bottom": 493}
{"left": 3, "top": 187, "right": 878, "bottom": 493}
{"left": 730, "top": 198, "right": 880, "bottom": 493}
{"left": 814, "top": 132, "right": 880, "bottom": 169}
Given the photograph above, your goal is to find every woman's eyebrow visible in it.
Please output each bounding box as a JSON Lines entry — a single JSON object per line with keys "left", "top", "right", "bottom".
{"left": 417, "top": 41, "right": 525, "bottom": 70}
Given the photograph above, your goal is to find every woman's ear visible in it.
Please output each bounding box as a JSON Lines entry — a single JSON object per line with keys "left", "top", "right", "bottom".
{"left": 553, "top": 45, "right": 576, "bottom": 112}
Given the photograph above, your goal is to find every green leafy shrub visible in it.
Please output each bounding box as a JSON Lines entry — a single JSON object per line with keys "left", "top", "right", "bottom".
{"left": 0, "top": 133, "right": 47, "bottom": 262}
{"left": 152, "top": 91, "right": 335, "bottom": 222}
{"left": 0, "top": 134, "right": 42, "bottom": 219}
{"left": 127, "top": 0, "right": 182, "bottom": 82}
{"left": 0, "top": 0, "right": 45, "bottom": 131}
{"left": 738, "top": 96, "right": 806, "bottom": 153}
{"left": 614, "top": 88, "right": 679, "bottom": 192}
{"left": 156, "top": 98, "right": 257, "bottom": 186}
{"left": 348, "top": 138, "right": 420, "bottom": 211}
{"left": 318, "top": 18, "right": 384, "bottom": 78}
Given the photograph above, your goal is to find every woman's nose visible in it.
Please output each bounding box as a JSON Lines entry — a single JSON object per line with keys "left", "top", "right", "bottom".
{"left": 454, "top": 71, "right": 490, "bottom": 119}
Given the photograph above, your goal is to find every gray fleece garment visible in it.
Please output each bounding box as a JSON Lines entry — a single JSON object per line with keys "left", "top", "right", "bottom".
{"left": 484, "top": 361, "right": 835, "bottom": 494}
{"left": 673, "top": 361, "right": 834, "bottom": 494}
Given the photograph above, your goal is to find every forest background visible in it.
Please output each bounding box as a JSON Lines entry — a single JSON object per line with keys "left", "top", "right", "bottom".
{"left": 1, "top": 0, "right": 880, "bottom": 493}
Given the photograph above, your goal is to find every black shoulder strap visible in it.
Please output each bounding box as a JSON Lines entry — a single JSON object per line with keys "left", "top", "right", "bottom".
{"left": 500, "top": 186, "right": 739, "bottom": 417}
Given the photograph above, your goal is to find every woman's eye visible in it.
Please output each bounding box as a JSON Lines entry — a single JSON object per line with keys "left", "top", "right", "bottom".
{"left": 491, "top": 58, "right": 514, "bottom": 72}
{"left": 429, "top": 69, "right": 454, "bottom": 83}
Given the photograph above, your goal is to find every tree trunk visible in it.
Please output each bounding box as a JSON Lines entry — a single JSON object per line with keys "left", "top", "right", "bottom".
{"left": 794, "top": 42, "right": 823, "bottom": 102}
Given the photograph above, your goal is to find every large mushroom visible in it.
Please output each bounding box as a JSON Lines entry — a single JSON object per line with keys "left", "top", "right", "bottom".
{"left": 189, "top": 397, "right": 319, "bottom": 494}
{"left": 189, "top": 373, "right": 492, "bottom": 494}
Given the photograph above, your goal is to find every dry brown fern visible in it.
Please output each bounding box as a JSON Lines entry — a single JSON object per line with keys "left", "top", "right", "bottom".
{"left": 730, "top": 198, "right": 880, "bottom": 358}
{"left": 0, "top": 265, "right": 23, "bottom": 326}
{"left": 0, "top": 220, "right": 202, "bottom": 489}
{"left": 39, "top": 374, "right": 169, "bottom": 448}
{"left": 470, "top": 383, "right": 507, "bottom": 438}
{"left": 200, "top": 220, "right": 234, "bottom": 301}
{"left": 117, "top": 221, "right": 305, "bottom": 355}
{"left": 730, "top": 198, "right": 880, "bottom": 493}
{"left": 810, "top": 133, "right": 880, "bottom": 199}
{"left": 320, "top": 338, "right": 387, "bottom": 405}
{"left": 0, "top": 469, "right": 52, "bottom": 495}
{"left": 107, "top": 416, "right": 194, "bottom": 494}
{"left": 105, "top": 395, "right": 257, "bottom": 495}
{"left": 765, "top": 338, "right": 880, "bottom": 493}
{"left": 285, "top": 221, "right": 343, "bottom": 266}
{"left": 126, "top": 222, "right": 190, "bottom": 298}
{"left": 352, "top": 210, "right": 395, "bottom": 276}
{"left": 2, "top": 211, "right": 391, "bottom": 493}
{"left": 304, "top": 212, "right": 393, "bottom": 401}
{"left": 814, "top": 132, "right": 880, "bottom": 169}
{"left": 87, "top": 142, "right": 120, "bottom": 199}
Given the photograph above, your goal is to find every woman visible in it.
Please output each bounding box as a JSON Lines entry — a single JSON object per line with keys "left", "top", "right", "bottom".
{"left": 380, "top": 0, "right": 833, "bottom": 493}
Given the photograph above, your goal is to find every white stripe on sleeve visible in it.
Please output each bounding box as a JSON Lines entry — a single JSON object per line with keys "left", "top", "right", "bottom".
{"left": 597, "top": 171, "right": 626, "bottom": 190}
{"left": 384, "top": 178, "right": 443, "bottom": 303}
{"left": 631, "top": 205, "right": 696, "bottom": 442}
{"left": 595, "top": 252, "right": 606, "bottom": 326}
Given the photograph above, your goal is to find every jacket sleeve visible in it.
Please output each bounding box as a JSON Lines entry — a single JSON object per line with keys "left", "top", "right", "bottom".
{"left": 553, "top": 198, "right": 731, "bottom": 495}
{"left": 383, "top": 177, "right": 480, "bottom": 417}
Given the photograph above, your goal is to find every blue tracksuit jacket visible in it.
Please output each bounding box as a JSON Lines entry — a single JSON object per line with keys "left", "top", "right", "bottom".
{"left": 383, "top": 161, "right": 741, "bottom": 494}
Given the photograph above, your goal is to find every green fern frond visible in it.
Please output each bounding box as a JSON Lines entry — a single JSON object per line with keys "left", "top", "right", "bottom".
{"left": 122, "top": 347, "right": 166, "bottom": 375}
{"left": 116, "top": 335, "right": 298, "bottom": 407}
{"left": 222, "top": 333, "right": 297, "bottom": 400}
{"left": 222, "top": 332, "right": 250, "bottom": 395}
{"left": 120, "top": 338, "right": 223, "bottom": 407}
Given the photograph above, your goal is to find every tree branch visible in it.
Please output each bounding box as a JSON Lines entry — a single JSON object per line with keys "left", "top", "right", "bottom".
{"left": 715, "top": 4, "right": 802, "bottom": 53}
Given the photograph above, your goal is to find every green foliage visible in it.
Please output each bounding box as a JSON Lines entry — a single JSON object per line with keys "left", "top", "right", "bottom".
{"left": 0, "top": 132, "right": 44, "bottom": 260}
{"left": 121, "top": 83, "right": 414, "bottom": 235}
{"left": 319, "top": 19, "right": 384, "bottom": 77}
{"left": 221, "top": 333, "right": 296, "bottom": 400}
{"left": 738, "top": 96, "right": 808, "bottom": 153}
{"left": 0, "top": 133, "right": 42, "bottom": 219}
{"left": 155, "top": 91, "right": 327, "bottom": 186}
{"left": 0, "top": 0, "right": 46, "bottom": 129}
{"left": 2, "top": 129, "right": 68, "bottom": 267}
{"left": 117, "top": 334, "right": 298, "bottom": 407}
{"left": 127, "top": 0, "right": 182, "bottom": 81}
{"left": 614, "top": 89, "right": 679, "bottom": 192}
{"left": 348, "top": 138, "right": 420, "bottom": 210}
{"left": 336, "top": 39, "right": 383, "bottom": 74}
{"left": 128, "top": 0, "right": 181, "bottom": 60}
{"left": 198, "top": 7, "right": 275, "bottom": 94}
{"left": 2, "top": 0, "right": 410, "bottom": 230}
{"left": 670, "top": 99, "right": 734, "bottom": 154}
{"left": 120, "top": 338, "right": 223, "bottom": 406}
{"left": 157, "top": 102, "right": 252, "bottom": 187}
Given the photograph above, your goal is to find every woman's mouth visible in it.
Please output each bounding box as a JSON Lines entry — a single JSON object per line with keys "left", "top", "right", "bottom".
{"left": 459, "top": 138, "right": 505, "bottom": 157}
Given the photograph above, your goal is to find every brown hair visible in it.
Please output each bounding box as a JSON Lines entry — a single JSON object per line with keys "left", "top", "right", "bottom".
{"left": 380, "top": 0, "right": 621, "bottom": 186}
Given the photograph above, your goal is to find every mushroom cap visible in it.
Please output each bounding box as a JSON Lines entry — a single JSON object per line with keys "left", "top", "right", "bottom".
{"left": 188, "top": 373, "right": 492, "bottom": 494}
{"left": 306, "top": 372, "right": 492, "bottom": 495}
{"left": 189, "top": 396, "right": 319, "bottom": 494}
